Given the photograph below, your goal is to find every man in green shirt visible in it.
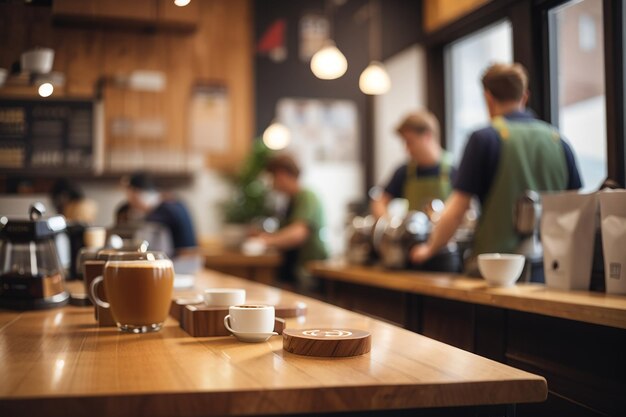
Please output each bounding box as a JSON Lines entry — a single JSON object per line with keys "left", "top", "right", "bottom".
{"left": 258, "top": 154, "right": 328, "bottom": 291}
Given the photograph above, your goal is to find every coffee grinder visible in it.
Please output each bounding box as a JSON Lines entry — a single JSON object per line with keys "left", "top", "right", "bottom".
{"left": 0, "top": 203, "right": 70, "bottom": 309}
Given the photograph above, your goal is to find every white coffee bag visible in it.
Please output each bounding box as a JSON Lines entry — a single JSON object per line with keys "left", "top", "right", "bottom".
{"left": 541, "top": 191, "right": 597, "bottom": 290}
{"left": 599, "top": 190, "right": 626, "bottom": 294}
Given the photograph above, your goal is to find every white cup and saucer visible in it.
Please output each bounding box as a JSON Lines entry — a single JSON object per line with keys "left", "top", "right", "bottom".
{"left": 223, "top": 305, "right": 277, "bottom": 343}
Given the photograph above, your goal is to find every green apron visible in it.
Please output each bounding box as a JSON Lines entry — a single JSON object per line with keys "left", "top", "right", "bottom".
{"left": 402, "top": 152, "right": 453, "bottom": 211}
{"left": 471, "top": 116, "right": 568, "bottom": 262}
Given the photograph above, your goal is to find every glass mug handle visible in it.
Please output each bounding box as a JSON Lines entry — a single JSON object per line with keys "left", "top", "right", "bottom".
{"left": 223, "top": 315, "right": 234, "bottom": 333}
{"left": 89, "top": 276, "right": 110, "bottom": 309}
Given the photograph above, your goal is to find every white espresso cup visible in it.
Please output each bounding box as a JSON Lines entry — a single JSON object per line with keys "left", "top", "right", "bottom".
{"left": 204, "top": 288, "right": 246, "bottom": 307}
{"left": 223, "top": 305, "right": 275, "bottom": 334}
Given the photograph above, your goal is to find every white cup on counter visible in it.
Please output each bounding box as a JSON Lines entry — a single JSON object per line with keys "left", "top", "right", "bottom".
{"left": 203, "top": 288, "right": 246, "bottom": 307}
{"left": 223, "top": 305, "right": 277, "bottom": 342}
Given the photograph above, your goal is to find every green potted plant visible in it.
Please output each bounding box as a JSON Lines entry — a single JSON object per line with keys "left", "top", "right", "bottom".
{"left": 220, "top": 140, "right": 273, "bottom": 248}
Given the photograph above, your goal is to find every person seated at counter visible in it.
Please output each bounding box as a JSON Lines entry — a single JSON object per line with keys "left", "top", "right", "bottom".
{"left": 255, "top": 154, "right": 328, "bottom": 292}
{"left": 370, "top": 110, "right": 454, "bottom": 217}
{"left": 122, "top": 172, "right": 201, "bottom": 273}
{"left": 50, "top": 178, "right": 97, "bottom": 223}
{"left": 410, "top": 62, "right": 582, "bottom": 282}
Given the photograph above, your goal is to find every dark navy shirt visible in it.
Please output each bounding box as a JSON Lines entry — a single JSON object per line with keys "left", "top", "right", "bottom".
{"left": 384, "top": 164, "right": 457, "bottom": 199}
{"left": 453, "top": 110, "right": 582, "bottom": 205}
{"left": 145, "top": 200, "right": 197, "bottom": 250}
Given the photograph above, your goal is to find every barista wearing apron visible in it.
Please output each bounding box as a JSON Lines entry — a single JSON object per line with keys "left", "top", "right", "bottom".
{"left": 371, "top": 111, "right": 454, "bottom": 217}
{"left": 410, "top": 63, "right": 582, "bottom": 282}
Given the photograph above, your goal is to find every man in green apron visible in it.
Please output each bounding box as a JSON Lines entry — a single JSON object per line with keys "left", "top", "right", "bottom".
{"left": 411, "top": 63, "right": 582, "bottom": 282}
{"left": 371, "top": 111, "right": 454, "bottom": 217}
{"left": 257, "top": 154, "right": 328, "bottom": 292}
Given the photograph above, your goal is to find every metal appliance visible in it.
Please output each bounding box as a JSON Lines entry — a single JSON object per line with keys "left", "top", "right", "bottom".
{"left": 345, "top": 215, "right": 377, "bottom": 265}
{"left": 0, "top": 203, "right": 69, "bottom": 309}
{"left": 378, "top": 211, "right": 462, "bottom": 272}
{"left": 514, "top": 191, "right": 543, "bottom": 282}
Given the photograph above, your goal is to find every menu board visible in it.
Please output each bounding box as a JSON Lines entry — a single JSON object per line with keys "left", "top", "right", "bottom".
{"left": 0, "top": 99, "right": 95, "bottom": 172}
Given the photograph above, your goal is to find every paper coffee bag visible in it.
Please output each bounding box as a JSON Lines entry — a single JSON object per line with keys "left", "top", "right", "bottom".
{"left": 599, "top": 190, "right": 626, "bottom": 294}
{"left": 541, "top": 191, "right": 597, "bottom": 290}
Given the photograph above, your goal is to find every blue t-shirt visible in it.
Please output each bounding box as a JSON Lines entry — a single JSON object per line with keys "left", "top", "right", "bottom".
{"left": 384, "top": 164, "right": 457, "bottom": 199}
{"left": 145, "top": 200, "right": 197, "bottom": 250}
{"left": 453, "top": 110, "right": 582, "bottom": 205}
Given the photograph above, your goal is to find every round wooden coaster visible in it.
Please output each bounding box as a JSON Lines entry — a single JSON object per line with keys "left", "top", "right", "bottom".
{"left": 282, "top": 328, "right": 371, "bottom": 357}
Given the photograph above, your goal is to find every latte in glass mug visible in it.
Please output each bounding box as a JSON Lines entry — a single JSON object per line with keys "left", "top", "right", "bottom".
{"left": 91, "top": 252, "right": 174, "bottom": 333}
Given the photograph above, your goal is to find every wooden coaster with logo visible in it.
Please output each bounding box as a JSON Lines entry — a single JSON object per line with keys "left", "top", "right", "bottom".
{"left": 282, "top": 328, "right": 371, "bottom": 357}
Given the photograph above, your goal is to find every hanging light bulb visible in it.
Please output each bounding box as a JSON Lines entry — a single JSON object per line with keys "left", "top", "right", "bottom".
{"left": 359, "top": 61, "right": 390, "bottom": 95}
{"left": 263, "top": 122, "right": 291, "bottom": 150}
{"left": 174, "top": 0, "right": 191, "bottom": 6}
{"left": 310, "top": 41, "right": 348, "bottom": 80}
{"left": 38, "top": 82, "right": 54, "bottom": 97}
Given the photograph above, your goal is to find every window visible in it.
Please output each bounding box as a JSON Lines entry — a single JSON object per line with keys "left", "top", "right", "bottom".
{"left": 549, "top": 0, "right": 607, "bottom": 191}
{"left": 444, "top": 20, "right": 513, "bottom": 162}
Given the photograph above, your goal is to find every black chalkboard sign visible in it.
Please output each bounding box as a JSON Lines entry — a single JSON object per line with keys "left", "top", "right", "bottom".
{"left": 0, "top": 98, "right": 95, "bottom": 173}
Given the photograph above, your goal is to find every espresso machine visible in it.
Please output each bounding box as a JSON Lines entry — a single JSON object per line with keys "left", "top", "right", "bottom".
{"left": 378, "top": 211, "right": 462, "bottom": 272}
{"left": 0, "top": 203, "right": 70, "bottom": 309}
{"left": 345, "top": 215, "right": 377, "bottom": 265}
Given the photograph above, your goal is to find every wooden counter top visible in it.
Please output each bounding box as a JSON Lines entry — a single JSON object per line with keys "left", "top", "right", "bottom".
{"left": 0, "top": 270, "right": 546, "bottom": 417}
{"left": 309, "top": 261, "right": 626, "bottom": 330}
{"left": 203, "top": 249, "right": 282, "bottom": 267}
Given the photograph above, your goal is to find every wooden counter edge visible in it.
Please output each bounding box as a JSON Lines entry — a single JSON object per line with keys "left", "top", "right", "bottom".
{"left": 0, "top": 378, "right": 547, "bottom": 417}
{"left": 309, "top": 262, "right": 626, "bottom": 330}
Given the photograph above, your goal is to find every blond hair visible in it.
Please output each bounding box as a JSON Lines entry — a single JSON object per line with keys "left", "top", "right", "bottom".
{"left": 481, "top": 63, "right": 528, "bottom": 102}
{"left": 395, "top": 111, "right": 440, "bottom": 142}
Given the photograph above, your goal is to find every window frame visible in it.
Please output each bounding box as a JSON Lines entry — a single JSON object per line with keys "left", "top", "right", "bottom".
{"left": 424, "top": 0, "right": 625, "bottom": 187}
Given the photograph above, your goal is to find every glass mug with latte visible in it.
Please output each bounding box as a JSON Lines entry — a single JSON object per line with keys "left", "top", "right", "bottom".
{"left": 90, "top": 251, "right": 174, "bottom": 333}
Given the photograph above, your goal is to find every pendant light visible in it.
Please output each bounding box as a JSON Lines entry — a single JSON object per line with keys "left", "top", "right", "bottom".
{"left": 310, "top": 0, "right": 347, "bottom": 80}
{"left": 174, "top": 0, "right": 191, "bottom": 7}
{"left": 263, "top": 122, "right": 291, "bottom": 150}
{"left": 359, "top": 0, "right": 390, "bottom": 95}
{"left": 310, "top": 41, "right": 347, "bottom": 80}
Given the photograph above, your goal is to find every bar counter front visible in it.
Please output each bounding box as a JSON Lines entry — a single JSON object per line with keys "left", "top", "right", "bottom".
{"left": 310, "top": 261, "right": 626, "bottom": 417}
{"left": 0, "top": 270, "right": 546, "bottom": 417}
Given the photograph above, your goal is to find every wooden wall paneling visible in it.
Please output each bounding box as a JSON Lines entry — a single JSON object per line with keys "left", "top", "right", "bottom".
{"left": 201, "top": 0, "right": 253, "bottom": 171}
{"left": 423, "top": 0, "right": 492, "bottom": 33}
{"left": 157, "top": 0, "right": 199, "bottom": 27}
{"left": 93, "top": 0, "right": 156, "bottom": 22}
{"left": 52, "top": 0, "right": 96, "bottom": 17}
{"left": 0, "top": 0, "right": 253, "bottom": 174}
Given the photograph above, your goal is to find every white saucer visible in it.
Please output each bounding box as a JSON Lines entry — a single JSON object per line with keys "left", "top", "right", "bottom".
{"left": 230, "top": 330, "right": 278, "bottom": 343}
